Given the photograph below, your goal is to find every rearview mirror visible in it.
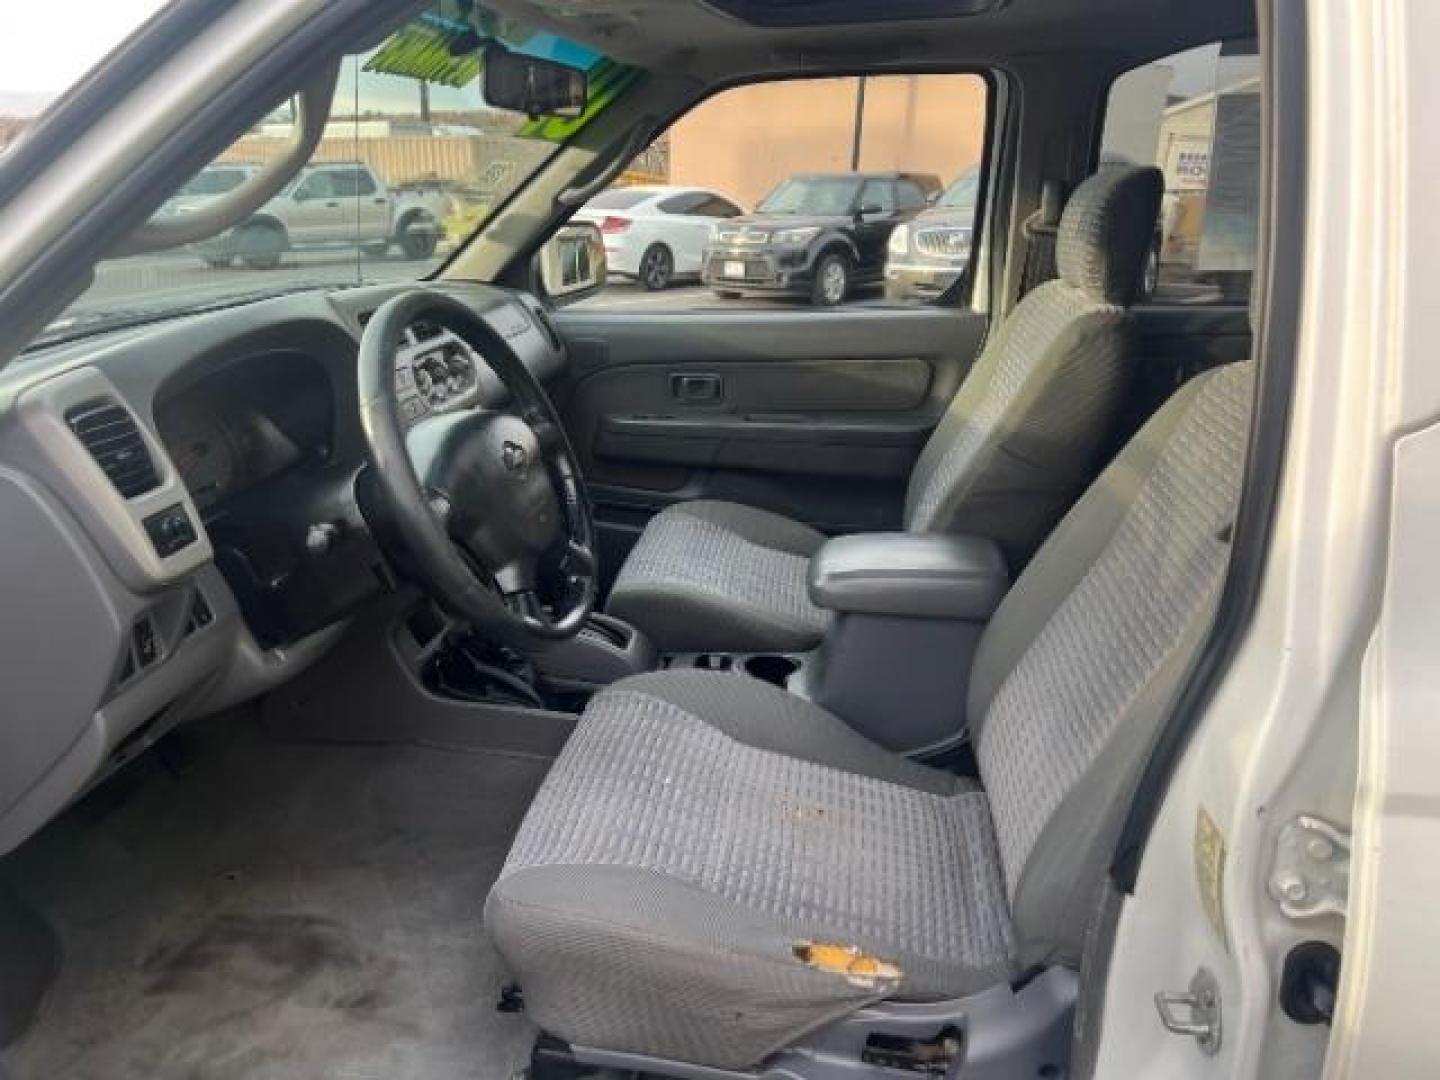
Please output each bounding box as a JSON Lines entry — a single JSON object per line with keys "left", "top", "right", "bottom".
{"left": 536, "top": 222, "right": 606, "bottom": 304}
{"left": 484, "top": 45, "right": 587, "bottom": 119}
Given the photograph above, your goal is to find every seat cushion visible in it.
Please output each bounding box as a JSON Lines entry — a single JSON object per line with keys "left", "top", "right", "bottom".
{"left": 606, "top": 500, "right": 831, "bottom": 653}
{"left": 486, "top": 671, "right": 1014, "bottom": 1069}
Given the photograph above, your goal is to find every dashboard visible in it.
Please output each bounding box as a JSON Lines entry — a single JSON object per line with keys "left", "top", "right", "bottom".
{"left": 156, "top": 351, "right": 332, "bottom": 512}
{"left": 0, "top": 282, "right": 566, "bottom": 856}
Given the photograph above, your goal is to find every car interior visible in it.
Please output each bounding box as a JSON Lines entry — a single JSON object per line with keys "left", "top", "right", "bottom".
{"left": 0, "top": 0, "right": 1274, "bottom": 1077}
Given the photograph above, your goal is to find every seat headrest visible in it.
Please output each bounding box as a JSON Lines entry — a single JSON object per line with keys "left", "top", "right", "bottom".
{"left": 1056, "top": 165, "right": 1165, "bottom": 304}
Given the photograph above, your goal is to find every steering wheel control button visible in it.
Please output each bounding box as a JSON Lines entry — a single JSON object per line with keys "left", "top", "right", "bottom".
{"left": 143, "top": 503, "right": 197, "bottom": 557}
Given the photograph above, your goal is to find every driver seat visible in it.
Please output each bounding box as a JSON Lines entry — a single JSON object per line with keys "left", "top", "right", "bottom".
{"left": 486, "top": 361, "right": 1252, "bottom": 1070}
{"left": 606, "top": 165, "right": 1164, "bottom": 654}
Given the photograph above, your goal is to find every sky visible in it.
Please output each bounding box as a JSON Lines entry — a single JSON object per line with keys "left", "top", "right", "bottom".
{"left": 0, "top": 0, "right": 169, "bottom": 109}
{"left": 0, "top": 0, "right": 488, "bottom": 118}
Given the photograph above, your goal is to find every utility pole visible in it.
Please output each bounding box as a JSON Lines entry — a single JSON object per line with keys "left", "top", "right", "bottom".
{"left": 850, "top": 75, "right": 867, "bottom": 170}
{"left": 419, "top": 80, "right": 432, "bottom": 124}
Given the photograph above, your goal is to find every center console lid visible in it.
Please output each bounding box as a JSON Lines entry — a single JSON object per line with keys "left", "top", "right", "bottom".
{"left": 808, "top": 533, "right": 1008, "bottom": 619}
{"left": 799, "top": 532, "right": 1009, "bottom": 756}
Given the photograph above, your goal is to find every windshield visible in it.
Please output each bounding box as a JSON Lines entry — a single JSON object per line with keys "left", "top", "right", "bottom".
{"left": 14, "top": 3, "right": 637, "bottom": 349}
{"left": 937, "top": 168, "right": 980, "bottom": 210}
{"left": 757, "top": 176, "right": 862, "bottom": 216}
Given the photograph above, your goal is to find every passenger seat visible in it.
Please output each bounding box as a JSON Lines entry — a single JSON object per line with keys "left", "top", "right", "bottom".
{"left": 607, "top": 165, "right": 1165, "bottom": 654}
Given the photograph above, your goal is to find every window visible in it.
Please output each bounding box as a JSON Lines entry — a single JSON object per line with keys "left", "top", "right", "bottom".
{"left": 586, "top": 188, "right": 654, "bottom": 211}
{"left": 658, "top": 192, "right": 707, "bottom": 215}
{"left": 1102, "top": 40, "right": 1261, "bottom": 304}
{"left": 576, "top": 73, "right": 990, "bottom": 310}
{"left": 896, "top": 181, "right": 930, "bottom": 211}
{"left": 858, "top": 179, "right": 898, "bottom": 213}
{"left": 295, "top": 172, "right": 337, "bottom": 200}
{"left": 692, "top": 196, "right": 743, "bottom": 219}
{"left": 41, "top": 3, "right": 636, "bottom": 347}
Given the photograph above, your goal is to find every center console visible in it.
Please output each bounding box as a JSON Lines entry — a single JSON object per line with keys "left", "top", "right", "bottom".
{"left": 796, "top": 532, "right": 1010, "bottom": 755}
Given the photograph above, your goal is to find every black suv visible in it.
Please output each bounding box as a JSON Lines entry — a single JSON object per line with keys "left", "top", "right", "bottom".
{"left": 702, "top": 171, "right": 941, "bottom": 305}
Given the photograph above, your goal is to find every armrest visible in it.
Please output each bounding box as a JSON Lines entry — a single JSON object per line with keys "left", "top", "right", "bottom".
{"left": 808, "top": 533, "right": 1009, "bottom": 620}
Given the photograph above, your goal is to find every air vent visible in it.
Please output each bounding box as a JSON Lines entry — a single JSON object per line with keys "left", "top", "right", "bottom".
{"left": 525, "top": 301, "right": 562, "bottom": 352}
{"left": 66, "top": 399, "right": 162, "bottom": 499}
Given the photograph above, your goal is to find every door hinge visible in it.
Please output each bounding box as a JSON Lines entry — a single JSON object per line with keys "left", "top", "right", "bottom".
{"left": 1154, "top": 967, "right": 1222, "bottom": 1056}
{"left": 1268, "top": 815, "right": 1350, "bottom": 920}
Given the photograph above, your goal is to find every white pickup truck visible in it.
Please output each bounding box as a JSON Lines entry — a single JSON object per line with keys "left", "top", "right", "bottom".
{"left": 165, "top": 162, "right": 452, "bottom": 268}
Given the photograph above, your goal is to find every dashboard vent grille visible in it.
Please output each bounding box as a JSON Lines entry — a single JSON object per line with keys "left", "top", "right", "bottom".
{"left": 66, "top": 400, "right": 161, "bottom": 499}
{"left": 526, "top": 301, "right": 562, "bottom": 352}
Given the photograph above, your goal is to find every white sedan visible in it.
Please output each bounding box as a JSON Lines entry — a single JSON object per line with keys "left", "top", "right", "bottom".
{"left": 574, "top": 186, "right": 746, "bottom": 290}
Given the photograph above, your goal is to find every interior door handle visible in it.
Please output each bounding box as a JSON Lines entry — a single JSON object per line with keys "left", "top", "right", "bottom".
{"left": 671, "top": 373, "right": 723, "bottom": 403}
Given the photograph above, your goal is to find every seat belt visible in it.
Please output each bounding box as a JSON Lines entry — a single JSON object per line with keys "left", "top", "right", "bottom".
{"left": 1018, "top": 178, "right": 1066, "bottom": 297}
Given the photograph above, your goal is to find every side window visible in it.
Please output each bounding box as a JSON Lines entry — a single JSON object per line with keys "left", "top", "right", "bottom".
{"left": 1102, "top": 39, "right": 1261, "bottom": 304}
{"left": 295, "top": 172, "right": 335, "bottom": 200}
{"left": 859, "top": 180, "right": 898, "bottom": 213}
{"left": 657, "top": 192, "right": 706, "bottom": 215}
{"left": 896, "top": 181, "right": 929, "bottom": 211}
{"left": 698, "top": 197, "right": 743, "bottom": 219}
{"left": 327, "top": 170, "right": 359, "bottom": 198}
{"left": 576, "top": 73, "right": 990, "bottom": 311}
{"left": 352, "top": 169, "right": 378, "bottom": 196}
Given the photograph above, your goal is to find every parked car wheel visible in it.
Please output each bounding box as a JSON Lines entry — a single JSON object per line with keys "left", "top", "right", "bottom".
{"left": 810, "top": 251, "right": 850, "bottom": 306}
{"left": 397, "top": 214, "right": 439, "bottom": 260}
{"left": 639, "top": 243, "right": 675, "bottom": 291}
{"left": 712, "top": 289, "right": 744, "bottom": 300}
{"left": 237, "top": 222, "right": 284, "bottom": 270}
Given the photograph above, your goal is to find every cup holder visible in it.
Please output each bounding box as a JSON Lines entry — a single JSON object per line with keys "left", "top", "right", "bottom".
{"left": 744, "top": 654, "right": 799, "bottom": 687}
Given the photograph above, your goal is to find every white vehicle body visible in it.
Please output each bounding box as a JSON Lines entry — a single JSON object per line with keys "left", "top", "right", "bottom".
{"left": 572, "top": 185, "right": 744, "bottom": 289}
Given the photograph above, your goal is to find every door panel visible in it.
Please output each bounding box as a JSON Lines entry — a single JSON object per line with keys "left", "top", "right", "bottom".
{"left": 550, "top": 306, "right": 988, "bottom": 582}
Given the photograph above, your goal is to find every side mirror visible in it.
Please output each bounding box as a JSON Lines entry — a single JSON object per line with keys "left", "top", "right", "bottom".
{"left": 536, "top": 222, "right": 606, "bottom": 304}
{"left": 484, "top": 44, "right": 587, "bottom": 119}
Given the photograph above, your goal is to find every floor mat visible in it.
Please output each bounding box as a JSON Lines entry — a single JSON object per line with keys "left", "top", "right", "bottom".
{"left": 0, "top": 713, "right": 551, "bottom": 1080}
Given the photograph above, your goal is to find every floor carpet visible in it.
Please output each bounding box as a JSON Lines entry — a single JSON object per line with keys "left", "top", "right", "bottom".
{"left": 0, "top": 712, "right": 551, "bottom": 1080}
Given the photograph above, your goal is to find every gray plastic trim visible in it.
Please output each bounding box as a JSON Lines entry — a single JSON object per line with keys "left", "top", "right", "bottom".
{"left": 9, "top": 365, "right": 211, "bottom": 590}
{"left": 571, "top": 966, "right": 1077, "bottom": 1080}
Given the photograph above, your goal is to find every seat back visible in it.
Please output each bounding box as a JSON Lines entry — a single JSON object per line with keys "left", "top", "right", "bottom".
{"left": 968, "top": 362, "right": 1253, "bottom": 967}
{"left": 903, "top": 166, "right": 1164, "bottom": 565}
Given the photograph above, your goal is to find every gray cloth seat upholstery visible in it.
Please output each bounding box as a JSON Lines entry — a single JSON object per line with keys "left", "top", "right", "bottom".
{"left": 488, "top": 362, "right": 1255, "bottom": 1069}
{"left": 606, "top": 499, "right": 831, "bottom": 653}
{"left": 606, "top": 165, "right": 1165, "bottom": 654}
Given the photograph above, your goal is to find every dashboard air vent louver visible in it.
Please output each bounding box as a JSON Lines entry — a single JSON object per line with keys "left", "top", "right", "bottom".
{"left": 66, "top": 400, "right": 162, "bottom": 499}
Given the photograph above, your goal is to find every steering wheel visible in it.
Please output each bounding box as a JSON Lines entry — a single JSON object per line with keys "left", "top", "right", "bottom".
{"left": 357, "top": 289, "right": 596, "bottom": 645}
